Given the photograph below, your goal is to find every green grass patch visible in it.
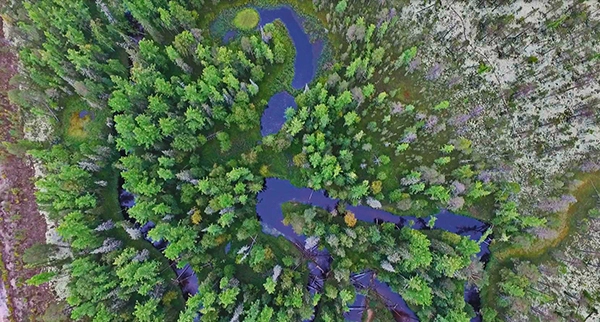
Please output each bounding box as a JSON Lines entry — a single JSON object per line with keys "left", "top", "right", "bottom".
{"left": 59, "top": 98, "right": 92, "bottom": 141}
{"left": 205, "top": 0, "right": 335, "bottom": 77}
{"left": 256, "top": 20, "right": 296, "bottom": 101}
{"left": 233, "top": 8, "right": 260, "bottom": 30}
{"left": 59, "top": 97, "right": 110, "bottom": 145}
{"left": 205, "top": 0, "right": 329, "bottom": 35}
{"left": 261, "top": 145, "right": 305, "bottom": 186}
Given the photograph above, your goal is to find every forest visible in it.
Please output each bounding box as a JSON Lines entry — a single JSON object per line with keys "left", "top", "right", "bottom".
{"left": 0, "top": 0, "right": 598, "bottom": 321}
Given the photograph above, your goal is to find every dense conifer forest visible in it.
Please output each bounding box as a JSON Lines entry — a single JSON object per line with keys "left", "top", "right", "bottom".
{"left": 0, "top": 0, "right": 599, "bottom": 321}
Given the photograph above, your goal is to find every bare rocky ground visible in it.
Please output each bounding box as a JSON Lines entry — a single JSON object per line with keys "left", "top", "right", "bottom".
{"left": 0, "top": 18, "right": 55, "bottom": 321}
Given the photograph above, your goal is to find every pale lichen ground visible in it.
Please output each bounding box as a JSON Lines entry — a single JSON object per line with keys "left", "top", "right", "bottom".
{"left": 399, "top": 0, "right": 600, "bottom": 210}
{"left": 0, "top": 265, "right": 8, "bottom": 322}
{"left": 23, "top": 115, "right": 53, "bottom": 143}
{"left": 393, "top": 1, "right": 600, "bottom": 318}
{"left": 537, "top": 218, "right": 600, "bottom": 320}
{"left": 28, "top": 120, "right": 72, "bottom": 300}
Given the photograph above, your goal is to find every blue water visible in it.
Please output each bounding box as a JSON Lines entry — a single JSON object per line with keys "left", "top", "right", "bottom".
{"left": 120, "top": 177, "right": 489, "bottom": 321}
{"left": 352, "top": 271, "right": 421, "bottom": 322}
{"left": 78, "top": 110, "right": 94, "bottom": 119}
{"left": 120, "top": 5, "right": 487, "bottom": 319}
{"left": 222, "top": 6, "right": 323, "bottom": 89}
{"left": 222, "top": 30, "right": 236, "bottom": 43}
{"left": 257, "top": 178, "right": 489, "bottom": 321}
{"left": 257, "top": 6, "right": 322, "bottom": 89}
{"left": 118, "top": 189, "right": 199, "bottom": 296}
{"left": 260, "top": 91, "right": 297, "bottom": 136}
{"left": 253, "top": 6, "right": 324, "bottom": 137}
{"left": 258, "top": 179, "right": 490, "bottom": 256}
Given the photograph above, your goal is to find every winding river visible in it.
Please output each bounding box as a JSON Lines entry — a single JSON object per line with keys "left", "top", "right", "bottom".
{"left": 255, "top": 6, "right": 323, "bottom": 137}
{"left": 258, "top": 179, "right": 489, "bottom": 321}
{"left": 119, "top": 6, "right": 489, "bottom": 321}
{"left": 121, "top": 177, "right": 489, "bottom": 321}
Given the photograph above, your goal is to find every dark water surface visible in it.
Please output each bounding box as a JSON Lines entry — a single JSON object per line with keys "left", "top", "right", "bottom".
{"left": 222, "top": 30, "right": 236, "bottom": 43}
{"left": 119, "top": 5, "right": 487, "bottom": 320}
{"left": 256, "top": 6, "right": 323, "bottom": 137}
{"left": 222, "top": 6, "right": 322, "bottom": 88}
{"left": 256, "top": 6, "right": 322, "bottom": 89}
{"left": 78, "top": 110, "right": 94, "bottom": 119}
{"left": 260, "top": 91, "right": 297, "bottom": 136}
{"left": 120, "top": 177, "right": 489, "bottom": 321}
{"left": 348, "top": 271, "right": 419, "bottom": 321}
{"left": 257, "top": 178, "right": 490, "bottom": 321}
{"left": 118, "top": 188, "right": 199, "bottom": 296}
{"left": 258, "top": 179, "right": 490, "bottom": 256}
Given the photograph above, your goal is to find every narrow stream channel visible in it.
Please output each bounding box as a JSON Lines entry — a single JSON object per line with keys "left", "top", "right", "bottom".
{"left": 117, "top": 5, "right": 488, "bottom": 321}
{"left": 119, "top": 177, "right": 489, "bottom": 321}
{"left": 119, "top": 184, "right": 199, "bottom": 297}
{"left": 258, "top": 178, "right": 489, "bottom": 321}
{"left": 256, "top": 6, "right": 323, "bottom": 90}
{"left": 253, "top": 6, "right": 323, "bottom": 137}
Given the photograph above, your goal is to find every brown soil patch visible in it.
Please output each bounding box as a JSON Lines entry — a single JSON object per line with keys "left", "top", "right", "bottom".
{"left": 0, "top": 17, "right": 56, "bottom": 321}
{"left": 67, "top": 112, "right": 91, "bottom": 139}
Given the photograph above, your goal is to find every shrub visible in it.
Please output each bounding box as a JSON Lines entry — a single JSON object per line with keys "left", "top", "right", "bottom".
{"left": 344, "top": 211, "right": 357, "bottom": 227}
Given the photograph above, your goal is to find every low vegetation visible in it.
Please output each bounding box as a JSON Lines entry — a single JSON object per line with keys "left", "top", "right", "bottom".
{"left": 233, "top": 8, "right": 260, "bottom": 30}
